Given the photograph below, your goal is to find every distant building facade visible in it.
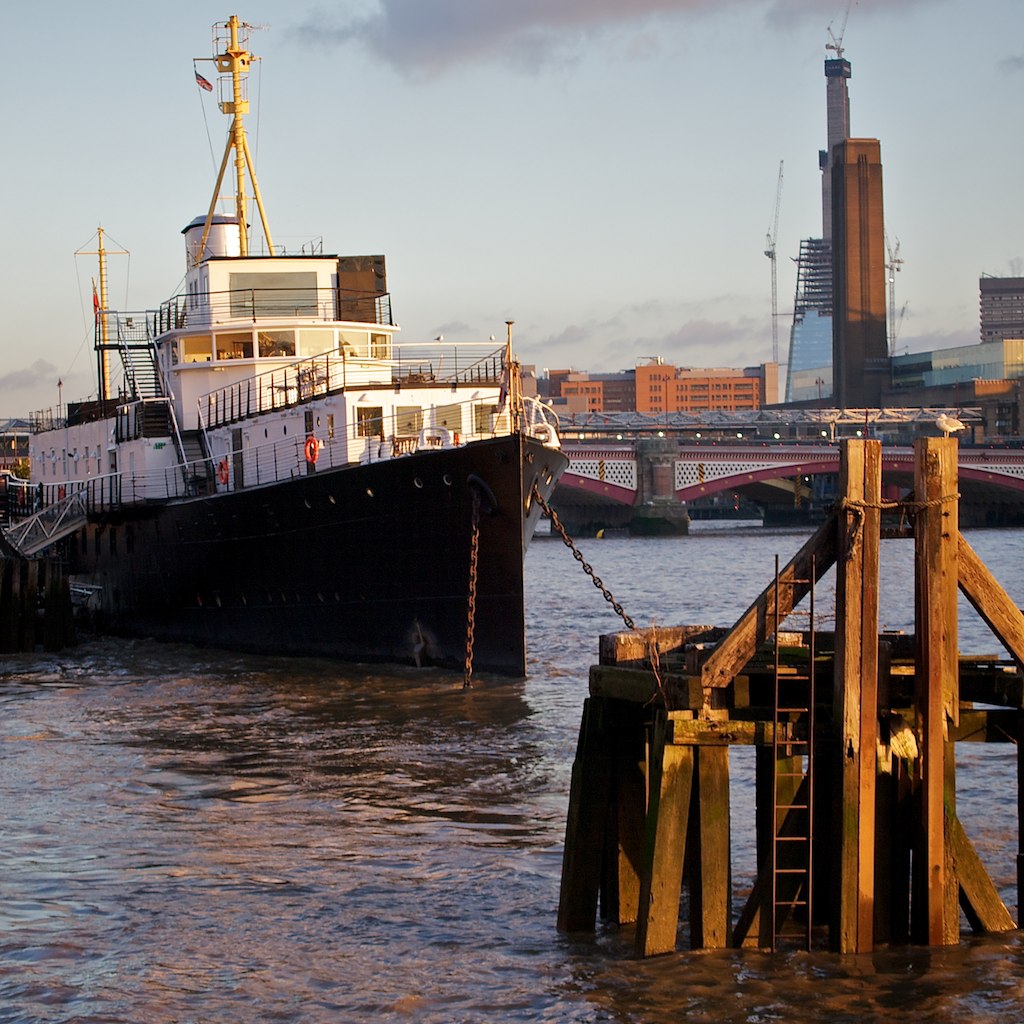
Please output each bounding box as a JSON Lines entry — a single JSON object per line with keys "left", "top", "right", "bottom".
{"left": 543, "top": 363, "right": 777, "bottom": 415}
{"left": 785, "top": 240, "right": 834, "bottom": 402}
{"left": 634, "top": 361, "right": 779, "bottom": 414}
{"left": 831, "top": 138, "right": 888, "bottom": 408}
{"left": 980, "top": 276, "right": 1024, "bottom": 344}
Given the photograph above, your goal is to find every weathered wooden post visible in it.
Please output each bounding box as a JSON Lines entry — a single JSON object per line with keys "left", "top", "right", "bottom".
{"left": 832, "top": 438, "right": 882, "bottom": 952}
{"left": 557, "top": 697, "right": 614, "bottom": 933}
{"left": 635, "top": 712, "right": 693, "bottom": 957}
{"left": 912, "top": 436, "right": 959, "bottom": 945}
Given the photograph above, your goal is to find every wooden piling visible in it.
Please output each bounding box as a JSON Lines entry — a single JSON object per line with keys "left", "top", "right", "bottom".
{"left": 0, "top": 555, "right": 74, "bottom": 654}
{"left": 636, "top": 712, "right": 693, "bottom": 957}
{"left": 913, "top": 437, "right": 959, "bottom": 945}
{"left": 557, "top": 437, "right": 1023, "bottom": 958}
{"left": 832, "top": 438, "right": 882, "bottom": 952}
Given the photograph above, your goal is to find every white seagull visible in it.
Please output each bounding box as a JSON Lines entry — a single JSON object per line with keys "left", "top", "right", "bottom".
{"left": 936, "top": 412, "right": 966, "bottom": 437}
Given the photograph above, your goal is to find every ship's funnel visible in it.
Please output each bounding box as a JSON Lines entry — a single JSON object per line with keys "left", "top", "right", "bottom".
{"left": 182, "top": 214, "right": 241, "bottom": 266}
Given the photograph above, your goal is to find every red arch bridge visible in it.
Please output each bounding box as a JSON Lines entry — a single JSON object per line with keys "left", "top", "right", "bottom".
{"left": 552, "top": 442, "right": 1024, "bottom": 533}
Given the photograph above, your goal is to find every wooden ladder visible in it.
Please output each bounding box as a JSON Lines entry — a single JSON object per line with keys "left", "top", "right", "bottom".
{"left": 770, "top": 553, "right": 816, "bottom": 951}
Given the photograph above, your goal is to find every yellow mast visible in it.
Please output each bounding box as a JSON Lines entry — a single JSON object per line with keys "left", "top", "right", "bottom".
{"left": 195, "top": 15, "right": 273, "bottom": 263}
{"left": 76, "top": 226, "right": 127, "bottom": 401}
{"left": 98, "top": 227, "right": 111, "bottom": 399}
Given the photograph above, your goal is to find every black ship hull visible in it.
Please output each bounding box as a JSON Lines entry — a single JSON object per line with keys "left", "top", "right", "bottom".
{"left": 69, "top": 435, "right": 567, "bottom": 676}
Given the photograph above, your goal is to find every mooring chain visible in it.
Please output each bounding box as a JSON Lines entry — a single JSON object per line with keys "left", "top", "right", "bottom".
{"left": 464, "top": 486, "right": 481, "bottom": 689}
{"left": 530, "top": 483, "right": 636, "bottom": 632}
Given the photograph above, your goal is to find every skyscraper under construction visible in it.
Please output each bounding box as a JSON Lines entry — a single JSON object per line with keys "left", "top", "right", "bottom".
{"left": 784, "top": 53, "right": 851, "bottom": 402}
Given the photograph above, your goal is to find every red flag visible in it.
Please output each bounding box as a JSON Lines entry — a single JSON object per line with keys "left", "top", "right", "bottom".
{"left": 195, "top": 70, "right": 213, "bottom": 92}
{"left": 92, "top": 280, "right": 100, "bottom": 318}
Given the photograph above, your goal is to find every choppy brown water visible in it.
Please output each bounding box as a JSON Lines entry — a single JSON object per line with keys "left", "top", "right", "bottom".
{"left": 2, "top": 525, "right": 1023, "bottom": 1022}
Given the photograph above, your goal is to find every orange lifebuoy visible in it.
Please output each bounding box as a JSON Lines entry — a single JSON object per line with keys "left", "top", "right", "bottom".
{"left": 217, "top": 459, "right": 229, "bottom": 485}
{"left": 304, "top": 435, "right": 319, "bottom": 464}
{"left": 453, "top": 432, "right": 460, "bottom": 446}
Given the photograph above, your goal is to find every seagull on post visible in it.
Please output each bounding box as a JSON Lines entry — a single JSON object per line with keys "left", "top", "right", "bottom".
{"left": 936, "top": 412, "right": 966, "bottom": 437}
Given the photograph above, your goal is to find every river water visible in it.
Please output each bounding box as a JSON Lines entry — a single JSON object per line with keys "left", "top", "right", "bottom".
{"left": 2, "top": 524, "right": 1024, "bottom": 1022}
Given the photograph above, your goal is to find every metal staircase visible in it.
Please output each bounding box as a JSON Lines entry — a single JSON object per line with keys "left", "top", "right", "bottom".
{"left": 179, "top": 429, "right": 214, "bottom": 493}
{"left": 769, "top": 554, "right": 816, "bottom": 951}
{"left": 120, "top": 336, "right": 162, "bottom": 401}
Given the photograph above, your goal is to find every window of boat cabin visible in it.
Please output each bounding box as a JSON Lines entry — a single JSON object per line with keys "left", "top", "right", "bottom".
{"left": 473, "top": 402, "right": 499, "bottom": 433}
{"left": 371, "top": 333, "right": 390, "bottom": 358}
{"left": 258, "top": 330, "right": 296, "bottom": 358}
{"left": 356, "top": 407, "right": 384, "bottom": 438}
{"left": 215, "top": 332, "right": 254, "bottom": 360}
{"left": 395, "top": 406, "right": 423, "bottom": 437}
{"left": 299, "top": 329, "right": 337, "bottom": 357}
{"left": 337, "top": 330, "right": 367, "bottom": 357}
{"left": 435, "top": 404, "right": 464, "bottom": 433}
{"left": 228, "top": 272, "right": 318, "bottom": 317}
{"left": 181, "top": 335, "right": 214, "bottom": 363}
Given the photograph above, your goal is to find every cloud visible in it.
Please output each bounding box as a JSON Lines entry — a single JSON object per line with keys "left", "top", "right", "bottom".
{"left": 998, "top": 54, "right": 1024, "bottom": 73}
{"left": 528, "top": 304, "right": 769, "bottom": 374}
{"left": 293, "top": 0, "right": 928, "bottom": 76}
{"left": 0, "top": 359, "right": 59, "bottom": 392}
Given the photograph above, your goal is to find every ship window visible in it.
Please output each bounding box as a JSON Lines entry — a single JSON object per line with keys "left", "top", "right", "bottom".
{"left": 356, "top": 407, "right": 384, "bottom": 438}
{"left": 182, "top": 335, "right": 213, "bottom": 363}
{"left": 436, "top": 404, "right": 464, "bottom": 432}
{"left": 299, "top": 329, "right": 337, "bottom": 357}
{"left": 215, "top": 332, "right": 254, "bottom": 360}
{"left": 395, "top": 406, "right": 423, "bottom": 436}
{"left": 229, "top": 272, "right": 318, "bottom": 317}
{"left": 338, "top": 330, "right": 367, "bottom": 356}
{"left": 371, "top": 333, "right": 390, "bottom": 358}
{"left": 473, "top": 403, "right": 498, "bottom": 433}
{"left": 327, "top": 415, "right": 335, "bottom": 440}
{"left": 258, "top": 330, "right": 296, "bottom": 357}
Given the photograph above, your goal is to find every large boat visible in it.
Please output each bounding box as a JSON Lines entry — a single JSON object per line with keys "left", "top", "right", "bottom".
{"left": 9, "top": 16, "right": 566, "bottom": 676}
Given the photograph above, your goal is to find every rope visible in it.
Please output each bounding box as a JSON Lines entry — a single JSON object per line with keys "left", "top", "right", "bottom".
{"left": 836, "top": 493, "right": 960, "bottom": 514}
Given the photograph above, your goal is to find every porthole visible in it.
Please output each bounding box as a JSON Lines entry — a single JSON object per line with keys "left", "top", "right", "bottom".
{"left": 328, "top": 495, "right": 336, "bottom": 505}
{"left": 304, "top": 499, "right": 312, "bottom": 509}
{"left": 413, "top": 477, "right": 423, "bottom": 489}
{"left": 443, "top": 473, "right": 452, "bottom": 486}
{"left": 366, "top": 488, "right": 374, "bottom": 498}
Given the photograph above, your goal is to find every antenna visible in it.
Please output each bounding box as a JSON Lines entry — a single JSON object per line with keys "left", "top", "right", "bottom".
{"left": 826, "top": 0, "right": 855, "bottom": 60}
{"left": 764, "top": 160, "right": 784, "bottom": 364}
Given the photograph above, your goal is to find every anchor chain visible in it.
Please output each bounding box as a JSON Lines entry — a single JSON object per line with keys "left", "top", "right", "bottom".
{"left": 464, "top": 486, "right": 481, "bottom": 689}
{"left": 530, "top": 482, "right": 636, "bottom": 631}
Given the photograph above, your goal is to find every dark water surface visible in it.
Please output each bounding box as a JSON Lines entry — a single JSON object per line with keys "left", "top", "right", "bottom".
{"left": 3, "top": 525, "right": 1024, "bottom": 1022}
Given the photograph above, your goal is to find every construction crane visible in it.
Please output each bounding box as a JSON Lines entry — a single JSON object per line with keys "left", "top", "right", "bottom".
{"left": 826, "top": 0, "right": 855, "bottom": 60}
{"left": 885, "top": 233, "right": 905, "bottom": 357}
{"left": 764, "top": 160, "right": 784, "bottom": 364}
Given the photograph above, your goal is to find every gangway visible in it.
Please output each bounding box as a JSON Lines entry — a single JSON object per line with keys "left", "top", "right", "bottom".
{"left": 1, "top": 491, "right": 88, "bottom": 558}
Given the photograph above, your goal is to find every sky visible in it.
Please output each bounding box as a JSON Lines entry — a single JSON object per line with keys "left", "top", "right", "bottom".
{"left": 2, "top": 0, "right": 1022, "bottom": 416}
